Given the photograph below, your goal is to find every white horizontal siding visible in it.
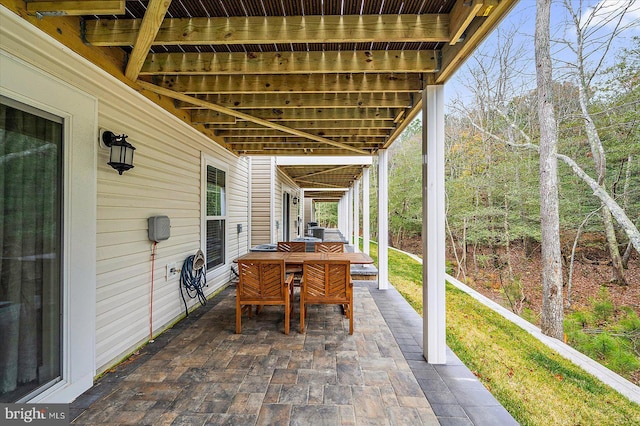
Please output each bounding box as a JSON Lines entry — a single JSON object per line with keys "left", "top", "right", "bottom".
{"left": 3, "top": 23, "right": 250, "bottom": 373}
{"left": 94, "top": 101, "right": 249, "bottom": 371}
{"left": 250, "top": 157, "right": 272, "bottom": 245}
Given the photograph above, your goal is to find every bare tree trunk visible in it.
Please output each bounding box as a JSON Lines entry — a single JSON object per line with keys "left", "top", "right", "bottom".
{"left": 622, "top": 155, "right": 634, "bottom": 268}
{"left": 462, "top": 217, "right": 468, "bottom": 276}
{"left": 504, "top": 188, "right": 513, "bottom": 281}
{"left": 446, "top": 217, "right": 466, "bottom": 282}
{"left": 568, "top": 208, "right": 601, "bottom": 308}
{"left": 576, "top": 81, "right": 626, "bottom": 284}
{"left": 536, "top": 0, "right": 564, "bottom": 339}
{"left": 601, "top": 206, "right": 627, "bottom": 284}
{"left": 569, "top": 0, "right": 629, "bottom": 284}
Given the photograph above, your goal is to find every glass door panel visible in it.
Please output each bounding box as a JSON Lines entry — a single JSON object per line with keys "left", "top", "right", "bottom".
{"left": 0, "top": 99, "right": 62, "bottom": 402}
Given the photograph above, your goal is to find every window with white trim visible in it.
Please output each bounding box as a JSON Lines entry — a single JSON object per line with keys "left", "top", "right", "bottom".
{"left": 205, "top": 165, "right": 226, "bottom": 270}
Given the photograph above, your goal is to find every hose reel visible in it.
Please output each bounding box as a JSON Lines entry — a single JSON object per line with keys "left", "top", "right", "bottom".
{"left": 179, "top": 249, "right": 207, "bottom": 316}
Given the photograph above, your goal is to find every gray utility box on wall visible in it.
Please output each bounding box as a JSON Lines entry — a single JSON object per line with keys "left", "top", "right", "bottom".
{"left": 148, "top": 216, "right": 170, "bottom": 242}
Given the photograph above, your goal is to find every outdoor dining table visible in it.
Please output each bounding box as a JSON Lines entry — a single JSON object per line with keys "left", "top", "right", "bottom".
{"left": 236, "top": 251, "right": 374, "bottom": 265}
{"left": 235, "top": 251, "right": 374, "bottom": 329}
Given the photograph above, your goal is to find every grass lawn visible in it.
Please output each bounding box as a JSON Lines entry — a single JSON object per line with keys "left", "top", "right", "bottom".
{"left": 364, "top": 240, "right": 640, "bottom": 425}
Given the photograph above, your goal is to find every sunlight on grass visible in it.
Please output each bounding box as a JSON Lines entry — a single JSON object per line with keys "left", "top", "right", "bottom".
{"left": 363, "top": 240, "right": 640, "bottom": 425}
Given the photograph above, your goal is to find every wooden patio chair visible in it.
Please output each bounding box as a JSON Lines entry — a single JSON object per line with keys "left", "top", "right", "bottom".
{"left": 300, "top": 260, "right": 353, "bottom": 335}
{"left": 277, "top": 241, "right": 306, "bottom": 299}
{"left": 314, "top": 242, "right": 345, "bottom": 253}
{"left": 236, "top": 259, "right": 294, "bottom": 335}
{"left": 277, "top": 241, "right": 307, "bottom": 253}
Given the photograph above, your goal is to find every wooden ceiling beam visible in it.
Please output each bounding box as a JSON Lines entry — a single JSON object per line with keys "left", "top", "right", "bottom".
{"left": 211, "top": 120, "right": 395, "bottom": 130}
{"left": 225, "top": 137, "right": 382, "bottom": 144}
{"left": 294, "top": 165, "right": 357, "bottom": 180}
{"left": 26, "top": 0, "right": 125, "bottom": 16}
{"left": 140, "top": 50, "right": 439, "bottom": 75}
{"left": 234, "top": 148, "right": 363, "bottom": 156}
{"left": 125, "top": 0, "right": 172, "bottom": 81}
{"left": 229, "top": 144, "right": 379, "bottom": 153}
{"left": 295, "top": 179, "right": 347, "bottom": 188}
{"left": 85, "top": 14, "right": 450, "bottom": 46}
{"left": 175, "top": 93, "right": 413, "bottom": 110}
{"left": 449, "top": 0, "right": 484, "bottom": 45}
{"left": 192, "top": 107, "right": 398, "bottom": 123}
{"left": 137, "top": 81, "right": 368, "bottom": 154}
{"left": 148, "top": 73, "right": 423, "bottom": 94}
{"left": 216, "top": 128, "right": 388, "bottom": 138}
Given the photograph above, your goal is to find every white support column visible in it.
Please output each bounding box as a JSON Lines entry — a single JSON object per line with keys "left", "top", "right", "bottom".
{"left": 247, "top": 157, "right": 252, "bottom": 252}
{"left": 423, "top": 85, "right": 447, "bottom": 364}
{"left": 300, "top": 189, "right": 305, "bottom": 236}
{"left": 347, "top": 188, "right": 354, "bottom": 244}
{"left": 336, "top": 198, "right": 342, "bottom": 231}
{"left": 378, "top": 149, "right": 389, "bottom": 290}
{"left": 353, "top": 179, "right": 360, "bottom": 251}
{"left": 363, "top": 167, "right": 371, "bottom": 255}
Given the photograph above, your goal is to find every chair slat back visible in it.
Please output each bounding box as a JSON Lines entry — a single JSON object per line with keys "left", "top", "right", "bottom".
{"left": 314, "top": 242, "right": 345, "bottom": 253}
{"left": 302, "top": 260, "right": 350, "bottom": 301}
{"left": 277, "top": 241, "right": 307, "bottom": 252}
{"left": 238, "top": 259, "right": 286, "bottom": 301}
{"left": 300, "top": 259, "right": 353, "bottom": 334}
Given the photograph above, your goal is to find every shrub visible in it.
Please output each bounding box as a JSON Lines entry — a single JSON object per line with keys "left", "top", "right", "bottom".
{"left": 609, "top": 349, "right": 640, "bottom": 375}
{"left": 591, "top": 287, "right": 615, "bottom": 324}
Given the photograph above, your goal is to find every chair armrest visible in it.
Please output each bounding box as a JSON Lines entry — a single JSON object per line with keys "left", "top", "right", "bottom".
{"left": 285, "top": 273, "right": 295, "bottom": 288}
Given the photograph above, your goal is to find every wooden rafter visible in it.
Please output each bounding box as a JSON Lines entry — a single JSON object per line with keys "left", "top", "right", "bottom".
{"left": 137, "top": 81, "right": 368, "bottom": 155}
{"left": 140, "top": 50, "right": 439, "bottom": 75}
{"left": 296, "top": 179, "right": 346, "bottom": 189}
{"left": 191, "top": 108, "right": 399, "bottom": 123}
{"left": 125, "top": 0, "right": 172, "bottom": 81}
{"left": 226, "top": 137, "right": 381, "bottom": 145}
{"left": 147, "top": 73, "right": 423, "bottom": 94}
{"left": 174, "top": 93, "right": 412, "bottom": 110}
{"left": 294, "top": 165, "right": 358, "bottom": 181}
{"left": 216, "top": 128, "right": 388, "bottom": 138}
{"left": 85, "top": 14, "right": 450, "bottom": 46}
{"left": 449, "top": 0, "right": 484, "bottom": 45}
{"left": 26, "top": 0, "right": 125, "bottom": 16}
{"left": 211, "top": 120, "right": 395, "bottom": 130}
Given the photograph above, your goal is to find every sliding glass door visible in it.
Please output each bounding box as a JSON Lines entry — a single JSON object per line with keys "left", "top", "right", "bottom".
{"left": 0, "top": 98, "right": 62, "bottom": 402}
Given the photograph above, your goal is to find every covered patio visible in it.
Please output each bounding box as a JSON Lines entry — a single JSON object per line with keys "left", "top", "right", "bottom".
{"left": 1, "top": 0, "right": 521, "bottom": 417}
{"left": 70, "top": 281, "right": 516, "bottom": 425}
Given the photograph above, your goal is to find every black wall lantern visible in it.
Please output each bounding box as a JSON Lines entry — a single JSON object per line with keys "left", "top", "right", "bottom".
{"left": 292, "top": 196, "right": 299, "bottom": 205}
{"left": 101, "top": 130, "right": 135, "bottom": 175}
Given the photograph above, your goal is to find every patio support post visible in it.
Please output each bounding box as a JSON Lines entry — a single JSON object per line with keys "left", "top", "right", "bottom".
{"left": 270, "top": 157, "right": 276, "bottom": 244}
{"left": 347, "top": 187, "right": 354, "bottom": 245}
{"left": 378, "top": 149, "right": 389, "bottom": 290}
{"left": 422, "top": 85, "right": 447, "bottom": 363}
{"left": 300, "top": 189, "right": 305, "bottom": 237}
{"left": 247, "top": 157, "right": 252, "bottom": 252}
{"left": 363, "top": 167, "right": 371, "bottom": 256}
{"left": 353, "top": 179, "right": 360, "bottom": 251}
{"left": 338, "top": 196, "right": 347, "bottom": 237}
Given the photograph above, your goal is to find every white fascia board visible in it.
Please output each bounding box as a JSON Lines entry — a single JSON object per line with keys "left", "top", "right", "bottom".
{"left": 275, "top": 156, "right": 373, "bottom": 166}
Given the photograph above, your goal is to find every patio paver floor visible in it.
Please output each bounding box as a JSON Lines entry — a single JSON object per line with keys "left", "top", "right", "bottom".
{"left": 70, "top": 282, "right": 517, "bottom": 425}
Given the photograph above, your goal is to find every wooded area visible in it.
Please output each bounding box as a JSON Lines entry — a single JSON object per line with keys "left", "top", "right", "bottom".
{"left": 374, "top": 1, "right": 640, "bottom": 303}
